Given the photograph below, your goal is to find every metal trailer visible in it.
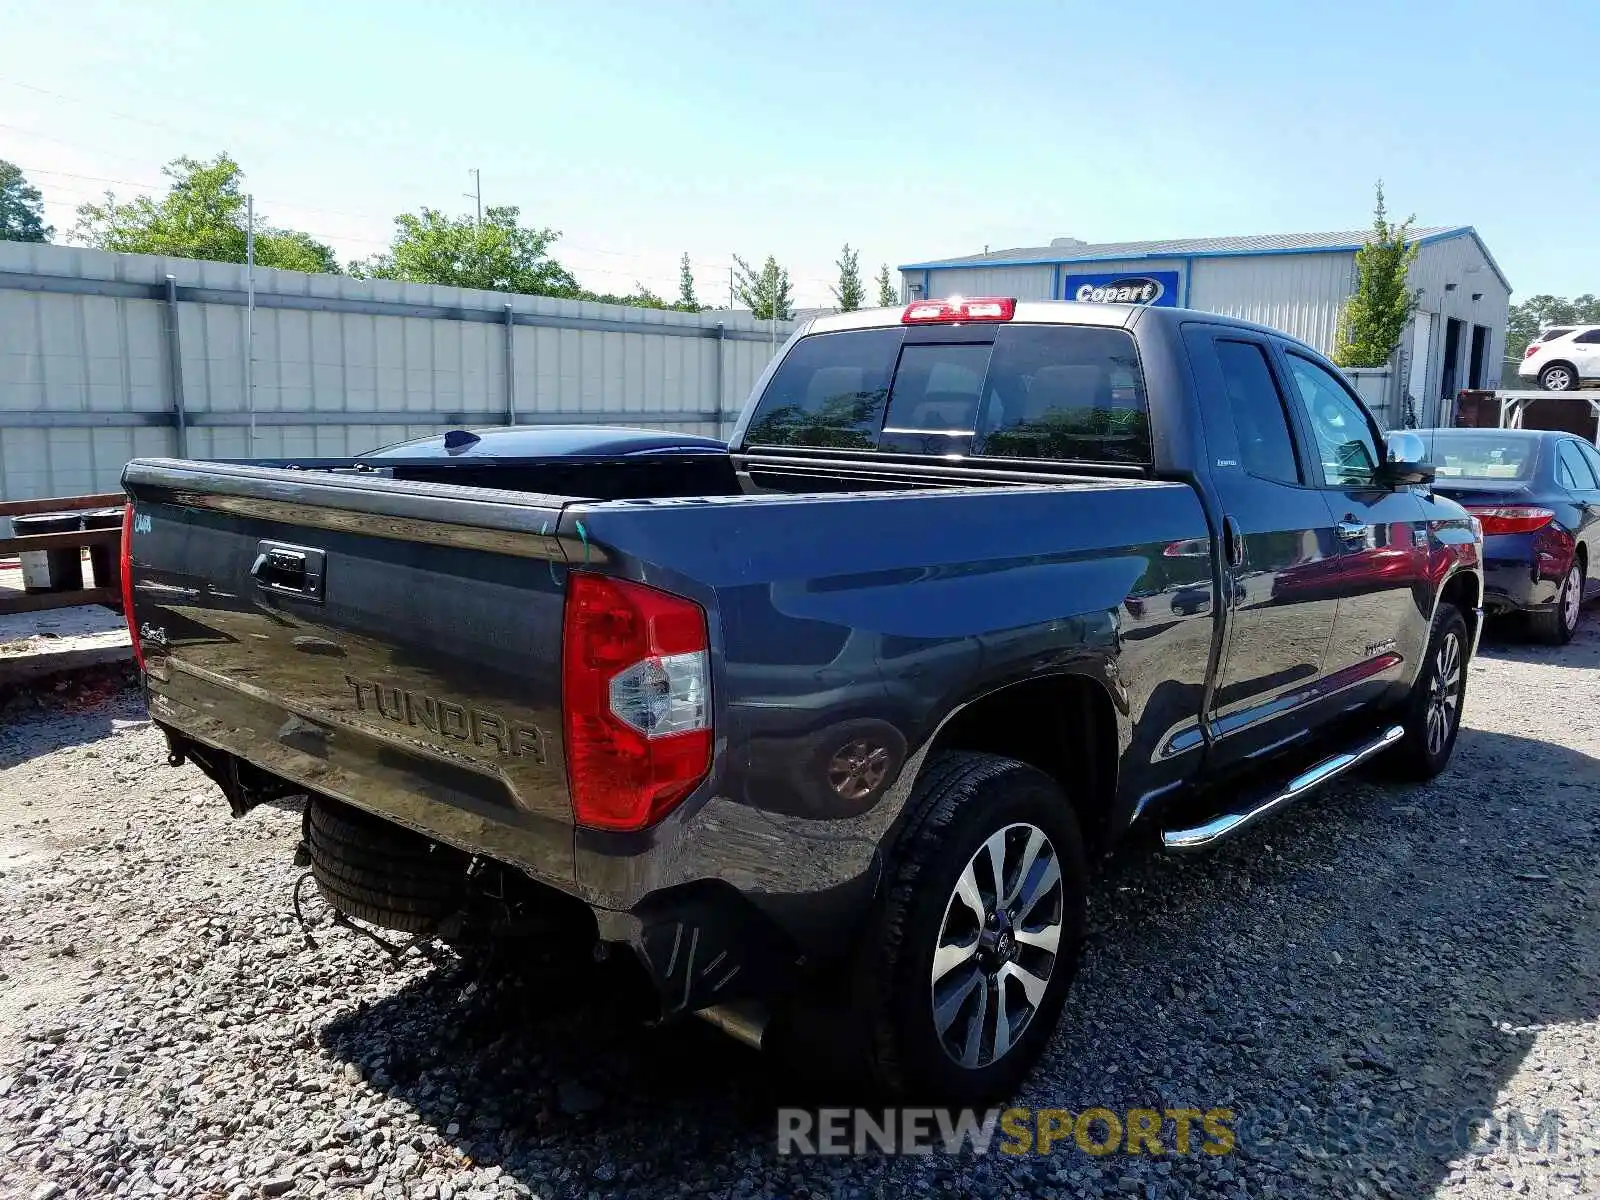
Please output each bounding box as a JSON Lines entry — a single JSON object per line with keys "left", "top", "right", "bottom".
{"left": 1492, "top": 390, "right": 1600, "bottom": 445}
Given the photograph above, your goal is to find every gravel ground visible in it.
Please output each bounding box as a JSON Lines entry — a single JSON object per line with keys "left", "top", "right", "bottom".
{"left": 2, "top": 616, "right": 1598, "bottom": 1200}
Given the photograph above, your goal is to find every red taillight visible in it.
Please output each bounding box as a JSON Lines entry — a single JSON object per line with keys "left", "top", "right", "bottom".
{"left": 1466, "top": 505, "right": 1555, "bottom": 535}
{"left": 120, "top": 502, "right": 144, "bottom": 671}
{"left": 902, "top": 296, "right": 1016, "bottom": 324}
{"left": 1523, "top": 343, "right": 1540, "bottom": 358}
{"left": 561, "top": 573, "right": 711, "bottom": 831}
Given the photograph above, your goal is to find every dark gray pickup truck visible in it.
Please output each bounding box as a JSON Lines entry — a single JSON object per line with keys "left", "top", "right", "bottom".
{"left": 120, "top": 297, "right": 1483, "bottom": 1101}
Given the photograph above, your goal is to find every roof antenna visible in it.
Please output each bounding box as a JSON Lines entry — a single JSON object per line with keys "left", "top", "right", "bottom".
{"left": 442, "top": 429, "right": 481, "bottom": 452}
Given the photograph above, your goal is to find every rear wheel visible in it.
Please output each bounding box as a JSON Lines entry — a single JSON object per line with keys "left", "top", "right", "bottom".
{"left": 1539, "top": 363, "right": 1577, "bottom": 392}
{"left": 1385, "top": 604, "right": 1468, "bottom": 781}
{"left": 1530, "top": 559, "right": 1585, "bottom": 645}
{"left": 848, "top": 752, "right": 1087, "bottom": 1102}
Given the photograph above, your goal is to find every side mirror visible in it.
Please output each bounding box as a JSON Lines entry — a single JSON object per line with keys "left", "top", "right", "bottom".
{"left": 1380, "top": 431, "right": 1435, "bottom": 486}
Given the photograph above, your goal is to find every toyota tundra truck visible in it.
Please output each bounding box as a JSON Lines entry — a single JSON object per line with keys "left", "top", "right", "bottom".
{"left": 118, "top": 297, "right": 1483, "bottom": 1102}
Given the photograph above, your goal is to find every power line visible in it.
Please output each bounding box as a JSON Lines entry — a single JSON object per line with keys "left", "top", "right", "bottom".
{"left": 0, "top": 74, "right": 211, "bottom": 141}
{"left": 12, "top": 157, "right": 841, "bottom": 292}
{"left": 2, "top": 78, "right": 854, "bottom": 290}
{"left": 0, "top": 120, "right": 155, "bottom": 168}
{"left": 13, "top": 158, "right": 841, "bottom": 285}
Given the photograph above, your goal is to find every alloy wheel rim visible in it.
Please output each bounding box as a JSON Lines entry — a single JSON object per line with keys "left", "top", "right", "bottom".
{"left": 1425, "top": 631, "right": 1462, "bottom": 758}
{"left": 1562, "top": 566, "right": 1582, "bottom": 632}
{"left": 931, "top": 822, "right": 1063, "bottom": 1069}
{"left": 1546, "top": 368, "right": 1572, "bottom": 390}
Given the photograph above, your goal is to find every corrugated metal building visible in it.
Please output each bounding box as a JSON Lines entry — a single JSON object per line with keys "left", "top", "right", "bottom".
{"left": 901, "top": 228, "right": 1511, "bottom": 427}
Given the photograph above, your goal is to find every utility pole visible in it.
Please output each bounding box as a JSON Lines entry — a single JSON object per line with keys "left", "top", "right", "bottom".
{"left": 466, "top": 169, "right": 481, "bottom": 226}
{"left": 246, "top": 193, "right": 256, "bottom": 447}
{"left": 728, "top": 265, "right": 734, "bottom": 310}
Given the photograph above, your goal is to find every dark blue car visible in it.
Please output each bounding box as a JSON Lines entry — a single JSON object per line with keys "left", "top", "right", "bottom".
{"left": 1421, "top": 428, "right": 1600, "bottom": 643}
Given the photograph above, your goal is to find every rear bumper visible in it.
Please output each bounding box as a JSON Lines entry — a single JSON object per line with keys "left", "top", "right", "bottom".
{"left": 148, "top": 668, "right": 886, "bottom": 1014}
{"left": 1481, "top": 531, "right": 1564, "bottom": 614}
{"left": 1483, "top": 562, "right": 1560, "bottom": 613}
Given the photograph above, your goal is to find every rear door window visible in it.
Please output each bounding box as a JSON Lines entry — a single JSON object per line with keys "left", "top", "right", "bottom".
{"left": 743, "top": 324, "right": 1151, "bottom": 464}
{"left": 1213, "top": 339, "right": 1300, "bottom": 484}
{"left": 1577, "top": 440, "right": 1600, "bottom": 487}
{"left": 1557, "top": 440, "right": 1598, "bottom": 491}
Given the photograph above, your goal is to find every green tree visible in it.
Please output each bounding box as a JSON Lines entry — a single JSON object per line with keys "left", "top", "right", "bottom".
{"left": 733, "top": 253, "right": 793, "bottom": 321}
{"left": 0, "top": 160, "right": 52, "bottom": 243}
{"left": 71, "top": 154, "right": 338, "bottom": 272}
{"left": 352, "top": 204, "right": 578, "bottom": 296}
{"left": 831, "top": 243, "right": 864, "bottom": 312}
{"left": 580, "top": 283, "right": 673, "bottom": 309}
{"left": 1506, "top": 294, "right": 1600, "bottom": 360}
{"left": 1332, "top": 183, "right": 1420, "bottom": 368}
{"left": 876, "top": 263, "right": 898, "bottom": 307}
{"left": 676, "top": 251, "right": 700, "bottom": 310}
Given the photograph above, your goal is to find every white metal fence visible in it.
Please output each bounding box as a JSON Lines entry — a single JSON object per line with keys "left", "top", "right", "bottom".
{"left": 0, "top": 243, "right": 796, "bottom": 500}
{"left": 1343, "top": 366, "right": 1399, "bottom": 430}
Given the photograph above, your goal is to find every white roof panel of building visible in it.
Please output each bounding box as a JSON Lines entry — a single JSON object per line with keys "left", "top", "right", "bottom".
{"left": 902, "top": 225, "right": 1510, "bottom": 293}
{"left": 903, "top": 228, "right": 1460, "bottom": 268}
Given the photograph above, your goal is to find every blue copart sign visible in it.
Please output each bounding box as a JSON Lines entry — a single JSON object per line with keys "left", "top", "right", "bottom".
{"left": 1062, "top": 270, "right": 1181, "bottom": 307}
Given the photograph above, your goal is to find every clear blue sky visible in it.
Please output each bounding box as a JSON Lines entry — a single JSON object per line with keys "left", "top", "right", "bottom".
{"left": 3, "top": 0, "right": 1596, "bottom": 307}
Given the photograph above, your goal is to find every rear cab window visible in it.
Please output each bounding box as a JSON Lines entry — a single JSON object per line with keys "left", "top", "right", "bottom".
{"left": 743, "top": 324, "right": 1150, "bottom": 465}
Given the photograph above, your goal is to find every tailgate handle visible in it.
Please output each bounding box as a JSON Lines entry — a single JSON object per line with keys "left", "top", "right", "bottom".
{"left": 251, "top": 543, "right": 326, "bottom": 602}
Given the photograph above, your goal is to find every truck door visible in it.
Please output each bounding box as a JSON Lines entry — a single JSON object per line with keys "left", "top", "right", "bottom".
{"left": 1182, "top": 326, "right": 1343, "bottom": 767}
{"left": 1273, "top": 345, "right": 1429, "bottom": 710}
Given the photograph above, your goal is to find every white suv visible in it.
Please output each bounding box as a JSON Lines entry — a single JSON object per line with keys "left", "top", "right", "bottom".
{"left": 1518, "top": 324, "right": 1600, "bottom": 391}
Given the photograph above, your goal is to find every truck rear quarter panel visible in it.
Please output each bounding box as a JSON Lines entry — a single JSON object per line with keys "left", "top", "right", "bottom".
{"left": 564, "top": 480, "right": 1214, "bottom": 923}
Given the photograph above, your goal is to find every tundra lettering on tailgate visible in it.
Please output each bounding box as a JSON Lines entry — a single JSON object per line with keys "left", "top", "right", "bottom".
{"left": 344, "top": 675, "right": 546, "bottom": 763}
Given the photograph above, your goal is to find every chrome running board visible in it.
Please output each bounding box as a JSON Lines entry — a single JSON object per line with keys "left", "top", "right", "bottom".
{"left": 1162, "top": 724, "right": 1405, "bottom": 852}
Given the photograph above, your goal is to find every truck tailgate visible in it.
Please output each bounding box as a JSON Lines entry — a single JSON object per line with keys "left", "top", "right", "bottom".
{"left": 123, "top": 459, "right": 578, "bottom": 885}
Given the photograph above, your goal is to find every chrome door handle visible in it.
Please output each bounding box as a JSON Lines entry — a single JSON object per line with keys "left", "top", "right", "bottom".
{"left": 1336, "top": 520, "right": 1369, "bottom": 542}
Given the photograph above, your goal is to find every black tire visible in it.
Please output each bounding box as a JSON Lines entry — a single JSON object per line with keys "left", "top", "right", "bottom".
{"left": 1529, "top": 558, "right": 1585, "bottom": 646}
{"left": 1538, "top": 362, "right": 1578, "bottom": 392}
{"left": 1385, "top": 604, "right": 1469, "bottom": 781}
{"left": 848, "top": 751, "right": 1087, "bottom": 1103}
{"left": 306, "top": 797, "right": 469, "bottom": 934}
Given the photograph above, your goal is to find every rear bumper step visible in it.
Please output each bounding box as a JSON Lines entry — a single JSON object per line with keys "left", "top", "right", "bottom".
{"left": 1161, "top": 724, "right": 1405, "bottom": 852}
